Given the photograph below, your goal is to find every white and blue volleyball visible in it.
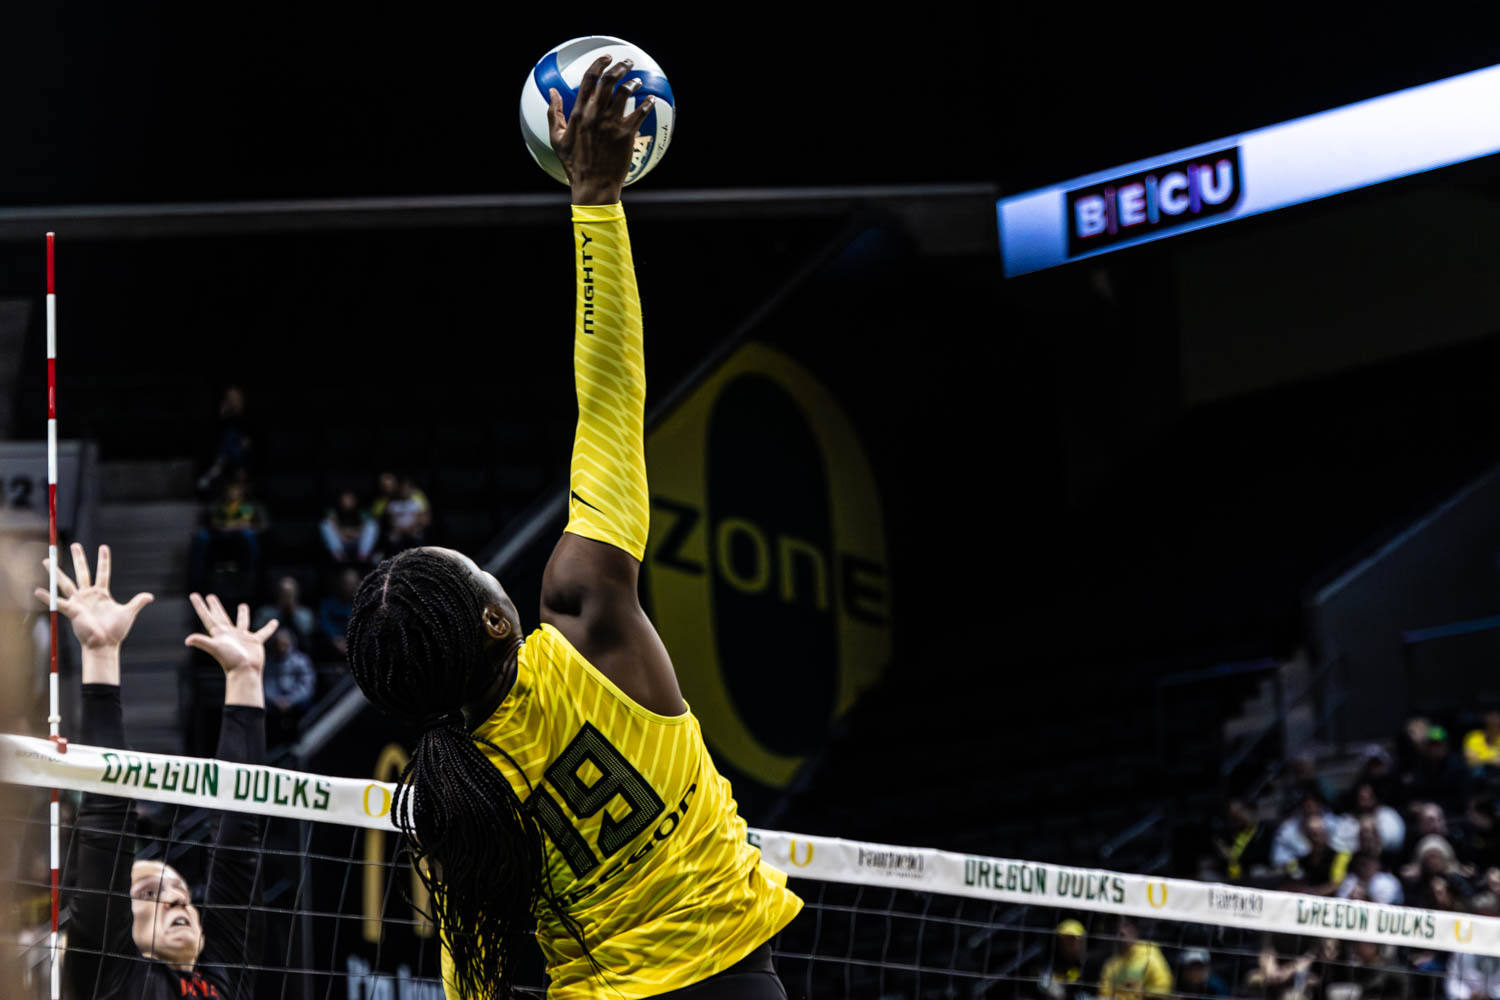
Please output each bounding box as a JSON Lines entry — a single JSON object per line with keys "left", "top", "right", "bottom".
{"left": 520, "top": 36, "right": 676, "bottom": 187}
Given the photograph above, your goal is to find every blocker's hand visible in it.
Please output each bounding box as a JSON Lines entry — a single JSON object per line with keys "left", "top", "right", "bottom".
{"left": 548, "top": 54, "right": 655, "bottom": 204}
{"left": 186, "top": 592, "right": 277, "bottom": 679}
{"left": 34, "top": 543, "right": 153, "bottom": 650}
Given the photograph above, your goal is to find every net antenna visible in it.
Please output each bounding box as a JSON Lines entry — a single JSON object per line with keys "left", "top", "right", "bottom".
{"left": 45, "top": 231, "right": 64, "bottom": 1000}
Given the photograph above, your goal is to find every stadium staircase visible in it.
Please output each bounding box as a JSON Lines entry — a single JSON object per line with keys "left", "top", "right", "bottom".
{"left": 94, "top": 459, "right": 199, "bottom": 755}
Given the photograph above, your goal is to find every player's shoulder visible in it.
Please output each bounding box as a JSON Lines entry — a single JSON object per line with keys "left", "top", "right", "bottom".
{"left": 520, "top": 623, "right": 574, "bottom": 677}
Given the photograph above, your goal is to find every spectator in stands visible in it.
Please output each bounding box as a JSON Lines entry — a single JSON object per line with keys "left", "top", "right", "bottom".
{"left": 318, "top": 566, "right": 360, "bottom": 660}
{"left": 1321, "top": 939, "right": 1410, "bottom": 1000}
{"left": 1273, "top": 788, "right": 1333, "bottom": 871}
{"left": 1247, "top": 935, "right": 1318, "bottom": 1000}
{"left": 1355, "top": 744, "right": 1399, "bottom": 807}
{"left": 1446, "top": 893, "right": 1500, "bottom": 999}
{"left": 1037, "top": 919, "right": 1095, "bottom": 1000}
{"left": 1412, "top": 798, "right": 1477, "bottom": 860}
{"left": 196, "top": 385, "right": 254, "bottom": 496}
{"left": 1402, "top": 835, "right": 1471, "bottom": 908}
{"left": 1337, "top": 848, "right": 1404, "bottom": 905}
{"left": 1176, "top": 949, "right": 1227, "bottom": 999}
{"left": 263, "top": 630, "right": 315, "bottom": 746}
{"left": 1413, "top": 726, "right": 1469, "bottom": 815}
{"left": 254, "top": 575, "right": 315, "bottom": 652}
{"left": 1098, "top": 916, "right": 1172, "bottom": 1000}
{"left": 319, "top": 490, "right": 380, "bottom": 568}
{"left": 1336, "top": 781, "right": 1406, "bottom": 859}
{"left": 1465, "top": 710, "right": 1500, "bottom": 773}
{"left": 1413, "top": 801, "right": 1453, "bottom": 843}
{"left": 1283, "top": 755, "right": 1338, "bottom": 813}
{"left": 1213, "top": 799, "right": 1273, "bottom": 883}
{"left": 1399, "top": 716, "right": 1433, "bottom": 783}
{"left": 188, "top": 478, "right": 267, "bottom": 595}
{"left": 1463, "top": 781, "right": 1500, "bottom": 871}
{"left": 1286, "top": 813, "right": 1350, "bottom": 896}
{"left": 372, "top": 471, "right": 431, "bottom": 552}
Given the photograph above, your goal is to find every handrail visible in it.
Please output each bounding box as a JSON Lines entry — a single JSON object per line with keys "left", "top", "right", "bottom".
{"left": 1099, "top": 809, "right": 1165, "bottom": 861}
{"left": 1237, "top": 656, "right": 1351, "bottom": 804}
{"left": 1220, "top": 655, "right": 1346, "bottom": 780}
{"left": 1402, "top": 613, "right": 1500, "bottom": 645}
{"left": 1154, "top": 657, "right": 1280, "bottom": 690}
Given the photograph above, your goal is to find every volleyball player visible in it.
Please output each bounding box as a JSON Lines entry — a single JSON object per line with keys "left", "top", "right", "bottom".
{"left": 39, "top": 543, "right": 275, "bottom": 998}
{"left": 346, "top": 55, "right": 802, "bottom": 999}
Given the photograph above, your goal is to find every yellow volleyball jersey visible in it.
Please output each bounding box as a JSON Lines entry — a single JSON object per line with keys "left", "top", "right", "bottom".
{"left": 468, "top": 623, "right": 803, "bottom": 998}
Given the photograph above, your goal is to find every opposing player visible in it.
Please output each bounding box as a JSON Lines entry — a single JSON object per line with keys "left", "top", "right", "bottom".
{"left": 39, "top": 543, "right": 275, "bottom": 998}
{"left": 346, "top": 55, "right": 802, "bottom": 999}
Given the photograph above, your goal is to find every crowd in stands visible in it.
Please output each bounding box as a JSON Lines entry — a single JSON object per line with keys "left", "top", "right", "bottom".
{"left": 187, "top": 387, "right": 434, "bottom": 750}
{"left": 1022, "top": 710, "right": 1500, "bottom": 1000}
{"left": 1207, "top": 711, "right": 1500, "bottom": 914}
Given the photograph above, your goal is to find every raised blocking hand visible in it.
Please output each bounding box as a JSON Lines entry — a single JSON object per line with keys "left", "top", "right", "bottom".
{"left": 185, "top": 592, "right": 278, "bottom": 679}
{"left": 34, "top": 543, "right": 154, "bottom": 650}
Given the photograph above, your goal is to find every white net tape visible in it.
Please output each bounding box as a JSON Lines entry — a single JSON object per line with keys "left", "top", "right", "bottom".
{"left": 3, "top": 734, "right": 1494, "bottom": 998}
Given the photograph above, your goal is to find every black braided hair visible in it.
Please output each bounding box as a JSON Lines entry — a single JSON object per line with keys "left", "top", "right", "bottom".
{"left": 347, "top": 548, "right": 585, "bottom": 998}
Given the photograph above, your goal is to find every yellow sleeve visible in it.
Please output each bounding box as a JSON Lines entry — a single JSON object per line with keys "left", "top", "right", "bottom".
{"left": 758, "top": 858, "right": 789, "bottom": 887}
{"left": 1465, "top": 730, "right": 1492, "bottom": 767}
{"left": 565, "top": 202, "right": 650, "bottom": 561}
{"left": 1144, "top": 947, "right": 1173, "bottom": 997}
{"left": 1098, "top": 956, "right": 1119, "bottom": 999}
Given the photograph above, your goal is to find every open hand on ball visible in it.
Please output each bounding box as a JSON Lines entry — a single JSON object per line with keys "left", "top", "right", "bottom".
{"left": 547, "top": 54, "right": 656, "bottom": 205}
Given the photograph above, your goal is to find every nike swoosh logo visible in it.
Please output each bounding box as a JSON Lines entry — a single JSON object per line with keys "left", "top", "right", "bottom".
{"left": 570, "top": 490, "right": 602, "bottom": 513}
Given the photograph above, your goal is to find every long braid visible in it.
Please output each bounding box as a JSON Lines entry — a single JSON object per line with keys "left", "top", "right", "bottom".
{"left": 347, "top": 549, "right": 585, "bottom": 999}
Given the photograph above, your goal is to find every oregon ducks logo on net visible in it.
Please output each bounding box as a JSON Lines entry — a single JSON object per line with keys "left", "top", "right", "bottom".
{"left": 645, "top": 342, "right": 892, "bottom": 789}
{"left": 1146, "top": 882, "right": 1170, "bottom": 908}
{"left": 787, "top": 840, "right": 815, "bottom": 868}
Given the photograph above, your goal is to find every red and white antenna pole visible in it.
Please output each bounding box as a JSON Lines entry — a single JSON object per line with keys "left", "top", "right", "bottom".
{"left": 46, "top": 232, "right": 63, "bottom": 1000}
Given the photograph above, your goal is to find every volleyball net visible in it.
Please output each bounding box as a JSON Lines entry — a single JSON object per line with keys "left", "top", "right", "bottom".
{"left": 3, "top": 733, "right": 1495, "bottom": 999}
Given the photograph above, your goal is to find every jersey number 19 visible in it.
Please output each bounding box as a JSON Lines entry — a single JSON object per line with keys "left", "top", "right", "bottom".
{"left": 532, "top": 723, "right": 666, "bottom": 879}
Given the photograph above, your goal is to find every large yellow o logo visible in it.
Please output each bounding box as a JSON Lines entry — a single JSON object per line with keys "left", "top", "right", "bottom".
{"left": 645, "top": 342, "right": 891, "bottom": 788}
{"left": 1456, "top": 919, "right": 1475, "bottom": 943}
{"left": 1146, "top": 882, "right": 1169, "bottom": 908}
{"left": 363, "top": 743, "right": 432, "bottom": 942}
{"left": 362, "top": 782, "right": 392, "bottom": 819}
{"left": 788, "top": 840, "right": 815, "bottom": 868}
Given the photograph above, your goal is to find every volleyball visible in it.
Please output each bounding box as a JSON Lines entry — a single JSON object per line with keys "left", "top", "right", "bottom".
{"left": 519, "top": 36, "right": 676, "bottom": 187}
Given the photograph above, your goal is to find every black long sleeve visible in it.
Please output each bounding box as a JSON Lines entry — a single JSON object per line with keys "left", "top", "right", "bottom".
{"left": 196, "top": 703, "right": 266, "bottom": 993}
{"left": 65, "top": 684, "right": 141, "bottom": 998}
{"left": 65, "top": 684, "right": 267, "bottom": 1000}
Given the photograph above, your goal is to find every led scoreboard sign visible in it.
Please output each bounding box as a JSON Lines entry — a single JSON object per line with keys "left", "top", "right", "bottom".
{"left": 998, "top": 63, "right": 1500, "bottom": 277}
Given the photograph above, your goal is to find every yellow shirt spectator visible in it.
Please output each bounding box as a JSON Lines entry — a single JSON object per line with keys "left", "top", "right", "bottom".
{"left": 1100, "top": 940, "right": 1174, "bottom": 1000}
{"left": 1465, "top": 712, "right": 1500, "bottom": 768}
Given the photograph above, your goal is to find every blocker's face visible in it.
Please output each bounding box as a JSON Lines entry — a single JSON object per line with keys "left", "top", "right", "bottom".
{"left": 129, "top": 860, "right": 203, "bottom": 966}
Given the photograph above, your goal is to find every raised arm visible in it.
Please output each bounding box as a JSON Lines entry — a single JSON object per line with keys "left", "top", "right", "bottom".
{"left": 184, "top": 593, "right": 276, "bottom": 985}
{"left": 537, "top": 55, "right": 682, "bottom": 714}
{"left": 36, "top": 544, "right": 153, "bottom": 995}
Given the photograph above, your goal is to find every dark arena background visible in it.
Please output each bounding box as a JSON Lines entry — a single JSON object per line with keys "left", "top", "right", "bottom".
{"left": 6, "top": 6, "right": 1500, "bottom": 999}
